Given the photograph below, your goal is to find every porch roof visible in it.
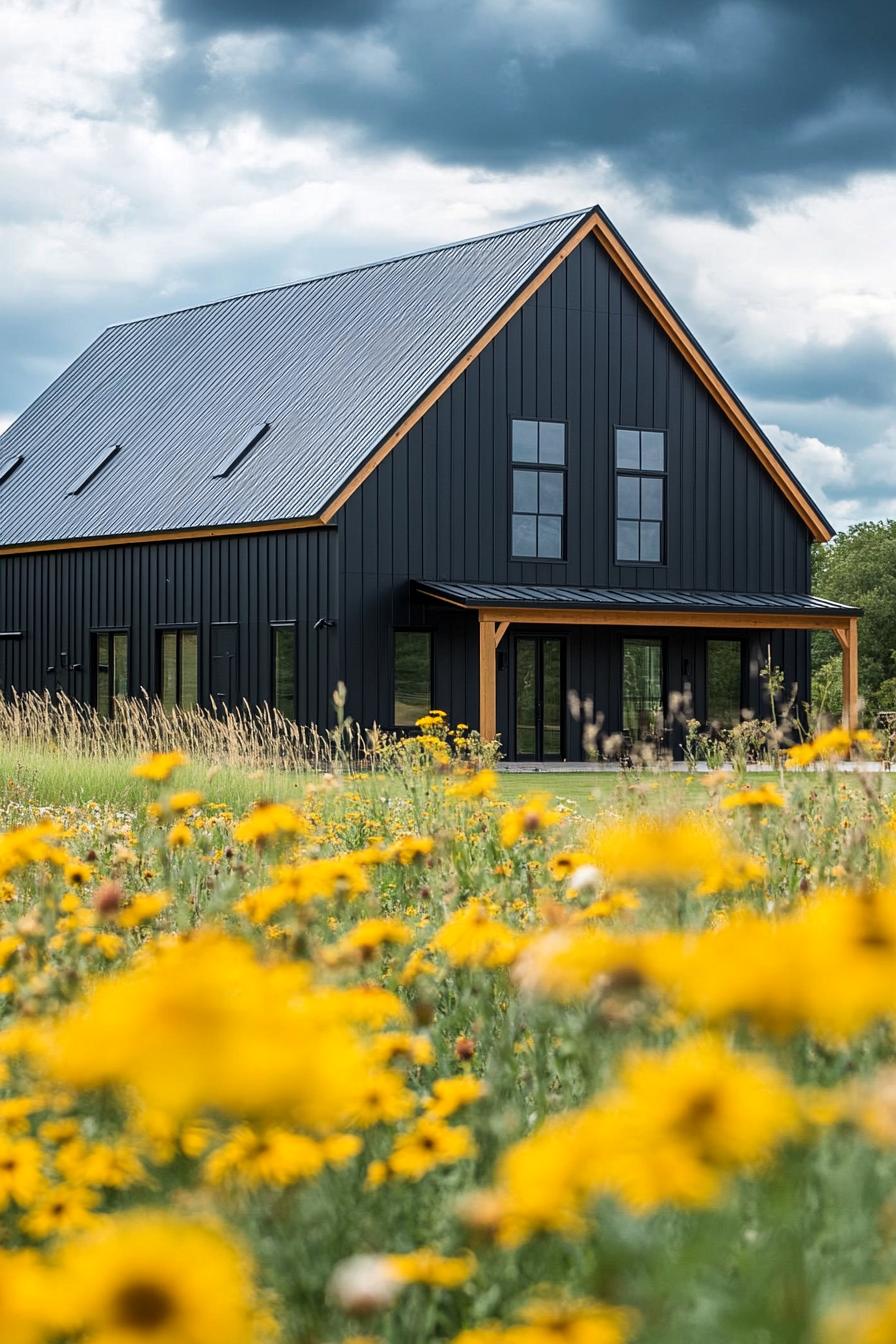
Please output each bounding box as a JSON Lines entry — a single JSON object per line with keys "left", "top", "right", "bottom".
{"left": 415, "top": 581, "right": 862, "bottom": 618}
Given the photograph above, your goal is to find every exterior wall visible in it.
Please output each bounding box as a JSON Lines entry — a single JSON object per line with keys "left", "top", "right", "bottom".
{"left": 334, "top": 230, "right": 813, "bottom": 736}
{"left": 0, "top": 530, "right": 339, "bottom": 727}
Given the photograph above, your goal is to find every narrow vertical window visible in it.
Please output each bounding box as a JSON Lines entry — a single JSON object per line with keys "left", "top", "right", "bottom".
{"left": 615, "top": 428, "right": 666, "bottom": 564}
{"left": 622, "top": 638, "right": 664, "bottom": 745}
{"left": 272, "top": 625, "right": 296, "bottom": 719}
{"left": 706, "top": 639, "right": 743, "bottom": 729}
{"left": 394, "top": 631, "right": 432, "bottom": 726}
{"left": 93, "top": 631, "right": 129, "bottom": 718}
{"left": 511, "top": 418, "right": 566, "bottom": 560}
{"left": 158, "top": 628, "right": 198, "bottom": 710}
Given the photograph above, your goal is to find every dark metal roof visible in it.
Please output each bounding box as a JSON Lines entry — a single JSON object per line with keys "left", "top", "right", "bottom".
{"left": 0, "top": 209, "right": 590, "bottom": 547}
{"left": 416, "top": 581, "right": 862, "bottom": 617}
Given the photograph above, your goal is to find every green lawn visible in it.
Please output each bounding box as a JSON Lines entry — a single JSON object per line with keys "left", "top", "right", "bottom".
{"left": 3, "top": 743, "right": 888, "bottom": 815}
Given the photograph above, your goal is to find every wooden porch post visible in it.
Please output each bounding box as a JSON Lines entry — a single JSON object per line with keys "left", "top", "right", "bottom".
{"left": 478, "top": 618, "right": 497, "bottom": 742}
{"left": 842, "top": 617, "right": 859, "bottom": 733}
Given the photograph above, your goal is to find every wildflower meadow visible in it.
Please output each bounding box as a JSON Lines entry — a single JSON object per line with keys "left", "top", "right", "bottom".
{"left": 2, "top": 716, "right": 896, "bottom": 1343}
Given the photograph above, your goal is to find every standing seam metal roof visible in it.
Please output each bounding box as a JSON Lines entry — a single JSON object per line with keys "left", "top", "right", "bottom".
{"left": 0, "top": 209, "right": 590, "bottom": 547}
{"left": 415, "top": 581, "right": 862, "bottom": 617}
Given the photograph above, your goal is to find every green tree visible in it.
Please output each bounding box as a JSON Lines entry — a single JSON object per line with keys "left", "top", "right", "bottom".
{"left": 812, "top": 520, "right": 896, "bottom": 719}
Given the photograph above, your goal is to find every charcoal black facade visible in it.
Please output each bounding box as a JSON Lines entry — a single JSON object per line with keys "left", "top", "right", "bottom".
{"left": 1, "top": 209, "right": 853, "bottom": 760}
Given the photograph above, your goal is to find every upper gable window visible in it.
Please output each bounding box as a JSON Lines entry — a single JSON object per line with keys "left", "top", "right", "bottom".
{"left": 511, "top": 418, "right": 566, "bottom": 560}
{"left": 615, "top": 428, "right": 666, "bottom": 565}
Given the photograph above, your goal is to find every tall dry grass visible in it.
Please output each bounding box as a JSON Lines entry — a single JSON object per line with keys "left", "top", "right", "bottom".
{"left": 0, "top": 688, "right": 378, "bottom": 771}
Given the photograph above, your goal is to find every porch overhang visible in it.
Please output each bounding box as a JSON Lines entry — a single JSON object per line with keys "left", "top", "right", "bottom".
{"left": 414, "top": 582, "right": 863, "bottom": 741}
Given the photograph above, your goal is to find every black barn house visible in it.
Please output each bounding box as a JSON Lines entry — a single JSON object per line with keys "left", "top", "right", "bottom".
{"left": 0, "top": 207, "right": 860, "bottom": 760}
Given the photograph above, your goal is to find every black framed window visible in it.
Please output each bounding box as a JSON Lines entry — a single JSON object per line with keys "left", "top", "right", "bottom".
{"left": 622, "top": 638, "right": 664, "bottom": 745}
{"left": 394, "top": 630, "right": 432, "bottom": 726}
{"left": 706, "top": 639, "right": 743, "bottom": 729}
{"left": 272, "top": 624, "right": 296, "bottom": 719}
{"left": 615, "top": 428, "right": 666, "bottom": 564}
{"left": 93, "top": 631, "right": 129, "bottom": 718}
{"left": 511, "top": 418, "right": 566, "bottom": 560}
{"left": 158, "top": 628, "right": 198, "bottom": 711}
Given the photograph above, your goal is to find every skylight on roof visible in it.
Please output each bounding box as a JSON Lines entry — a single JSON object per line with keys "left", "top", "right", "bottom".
{"left": 0, "top": 454, "right": 23, "bottom": 485}
{"left": 67, "top": 444, "right": 120, "bottom": 496}
{"left": 212, "top": 423, "right": 271, "bottom": 478}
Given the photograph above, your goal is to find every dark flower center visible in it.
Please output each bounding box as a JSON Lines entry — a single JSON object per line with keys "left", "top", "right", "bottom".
{"left": 113, "top": 1280, "right": 176, "bottom": 1331}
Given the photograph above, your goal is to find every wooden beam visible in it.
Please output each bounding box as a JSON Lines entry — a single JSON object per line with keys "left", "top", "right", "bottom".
{"left": 479, "top": 620, "right": 497, "bottom": 742}
{"left": 0, "top": 516, "right": 328, "bottom": 556}
{"left": 590, "top": 217, "right": 832, "bottom": 543}
{"left": 477, "top": 606, "right": 852, "bottom": 634}
{"left": 842, "top": 616, "right": 859, "bottom": 732}
{"left": 495, "top": 620, "right": 510, "bottom": 647}
{"left": 319, "top": 212, "right": 603, "bottom": 523}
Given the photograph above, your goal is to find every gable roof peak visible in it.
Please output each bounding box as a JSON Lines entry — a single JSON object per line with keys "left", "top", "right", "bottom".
{"left": 108, "top": 206, "right": 598, "bottom": 333}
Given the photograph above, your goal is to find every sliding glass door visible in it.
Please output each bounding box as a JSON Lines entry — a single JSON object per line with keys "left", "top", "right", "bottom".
{"left": 514, "top": 636, "right": 564, "bottom": 760}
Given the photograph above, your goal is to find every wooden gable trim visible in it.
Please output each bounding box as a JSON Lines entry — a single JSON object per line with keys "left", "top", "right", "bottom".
{"left": 590, "top": 215, "right": 832, "bottom": 542}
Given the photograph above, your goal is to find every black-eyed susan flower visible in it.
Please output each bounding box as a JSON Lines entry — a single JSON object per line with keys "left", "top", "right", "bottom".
{"left": 131, "top": 751, "right": 187, "bottom": 782}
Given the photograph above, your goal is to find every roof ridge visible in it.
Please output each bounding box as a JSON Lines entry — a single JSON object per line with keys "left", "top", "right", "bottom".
{"left": 107, "top": 206, "right": 595, "bottom": 332}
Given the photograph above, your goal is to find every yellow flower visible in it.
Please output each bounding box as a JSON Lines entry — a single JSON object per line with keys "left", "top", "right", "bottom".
{"left": 116, "top": 891, "right": 171, "bottom": 930}
{"left": 447, "top": 770, "right": 499, "bottom": 801}
{"left": 0, "top": 1248, "right": 54, "bottom": 1344}
{"left": 0, "top": 821, "right": 70, "bottom": 879}
{"left": 55, "top": 1138, "right": 145, "bottom": 1190}
{"left": 590, "top": 814, "right": 764, "bottom": 895}
{"left": 430, "top": 900, "right": 523, "bottom": 968}
{"left": 131, "top": 751, "right": 187, "bottom": 782}
{"left": 720, "top": 783, "right": 785, "bottom": 810}
{"left": 384, "top": 1116, "right": 476, "bottom": 1181}
{"left": 547, "top": 851, "right": 594, "bottom": 880}
{"left": 333, "top": 918, "right": 413, "bottom": 961}
{"left": 499, "top": 794, "right": 563, "bottom": 846}
{"left": 822, "top": 1284, "right": 896, "bottom": 1344}
{"left": 787, "top": 726, "right": 877, "bottom": 768}
{"left": 479, "top": 1035, "right": 799, "bottom": 1239}
{"left": 387, "top": 1248, "right": 475, "bottom": 1288}
{"left": 167, "top": 821, "right": 193, "bottom": 850}
{"left": 168, "top": 790, "right": 204, "bottom": 814}
{"left": 370, "top": 1032, "right": 435, "bottom": 1067}
{"left": 385, "top": 835, "right": 435, "bottom": 865}
{"left": 0, "top": 1135, "right": 44, "bottom": 1210}
{"left": 236, "top": 855, "right": 373, "bottom": 921}
{"left": 19, "top": 1184, "right": 100, "bottom": 1240}
{"left": 44, "top": 932, "right": 404, "bottom": 1130}
{"left": 582, "top": 1034, "right": 801, "bottom": 1211}
{"left": 346, "top": 1070, "right": 417, "bottom": 1128}
{"left": 233, "top": 801, "right": 309, "bottom": 846}
{"left": 54, "top": 1211, "right": 264, "bottom": 1344}
{"left": 451, "top": 1297, "right": 635, "bottom": 1344}
{"left": 64, "top": 858, "right": 93, "bottom": 887}
{"left": 424, "top": 1076, "right": 487, "bottom": 1119}
{"left": 398, "top": 947, "right": 439, "bottom": 986}
{"left": 203, "top": 1125, "right": 330, "bottom": 1188}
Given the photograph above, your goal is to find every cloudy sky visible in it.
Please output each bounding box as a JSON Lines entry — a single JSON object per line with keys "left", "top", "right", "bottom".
{"left": 4, "top": 0, "right": 895, "bottom": 531}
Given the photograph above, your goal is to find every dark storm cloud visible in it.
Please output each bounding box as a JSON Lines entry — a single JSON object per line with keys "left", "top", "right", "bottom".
{"left": 168, "top": 0, "right": 393, "bottom": 33}
{"left": 153, "top": 0, "right": 896, "bottom": 212}
{"left": 736, "top": 336, "right": 896, "bottom": 410}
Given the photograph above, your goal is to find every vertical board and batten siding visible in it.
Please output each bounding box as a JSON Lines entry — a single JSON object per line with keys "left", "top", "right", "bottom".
{"left": 335, "top": 230, "right": 812, "bottom": 748}
{"left": 0, "top": 531, "right": 339, "bottom": 727}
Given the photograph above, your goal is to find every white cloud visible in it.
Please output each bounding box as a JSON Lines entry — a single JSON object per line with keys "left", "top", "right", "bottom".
{"left": 765, "top": 423, "right": 896, "bottom": 532}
